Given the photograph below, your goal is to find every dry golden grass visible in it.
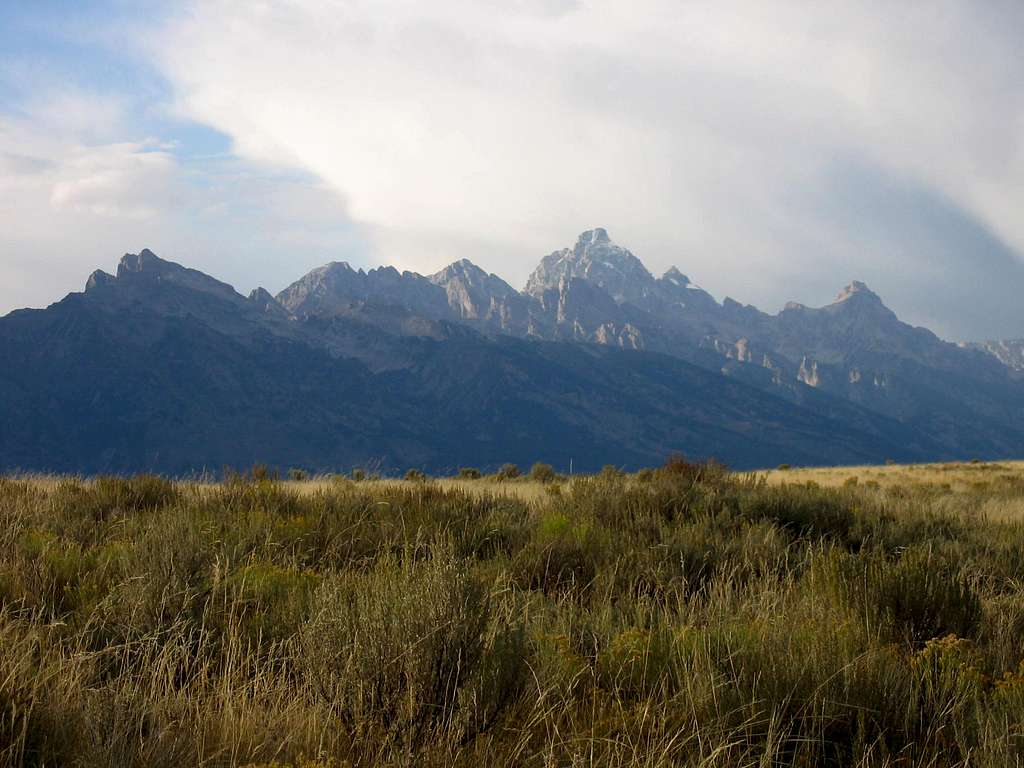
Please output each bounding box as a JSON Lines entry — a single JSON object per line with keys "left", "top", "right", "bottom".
{"left": 283, "top": 477, "right": 555, "bottom": 504}
{"left": 4, "top": 461, "right": 1024, "bottom": 765}
{"left": 279, "top": 460, "right": 1024, "bottom": 510}
{"left": 17, "top": 459, "right": 1024, "bottom": 505}
{"left": 764, "top": 460, "right": 1024, "bottom": 490}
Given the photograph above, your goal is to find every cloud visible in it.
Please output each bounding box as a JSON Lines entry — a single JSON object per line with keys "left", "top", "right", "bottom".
{"left": 149, "top": 0, "right": 1024, "bottom": 339}
{"left": 0, "top": 99, "right": 362, "bottom": 317}
{"left": 49, "top": 142, "right": 181, "bottom": 219}
{"left": 18, "top": 89, "right": 131, "bottom": 143}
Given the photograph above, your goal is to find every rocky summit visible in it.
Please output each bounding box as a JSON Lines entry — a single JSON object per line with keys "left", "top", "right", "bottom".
{"left": 1, "top": 230, "right": 1022, "bottom": 474}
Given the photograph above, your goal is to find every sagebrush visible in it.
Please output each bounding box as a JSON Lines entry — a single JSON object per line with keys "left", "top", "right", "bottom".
{"left": 1, "top": 462, "right": 1024, "bottom": 766}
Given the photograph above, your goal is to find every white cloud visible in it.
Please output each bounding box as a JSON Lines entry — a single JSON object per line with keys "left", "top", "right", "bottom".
{"left": 0, "top": 99, "right": 362, "bottom": 317}
{"left": 149, "top": 0, "right": 1024, "bottom": 338}
{"left": 49, "top": 142, "right": 181, "bottom": 219}
{"left": 3, "top": 1, "right": 1023, "bottom": 340}
{"left": 19, "top": 89, "right": 130, "bottom": 143}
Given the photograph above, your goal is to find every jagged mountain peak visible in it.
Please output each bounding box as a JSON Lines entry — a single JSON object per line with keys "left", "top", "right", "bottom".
{"left": 248, "top": 287, "right": 290, "bottom": 318}
{"left": 309, "top": 261, "right": 357, "bottom": 278}
{"left": 9, "top": 241, "right": 1024, "bottom": 476}
{"left": 98, "top": 249, "right": 243, "bottom": 305}
{"left": 249, "top": 287, "right": 276, "bottom": 302}
{"left": 325, "top": 260, "right": 356, "bottom": 271}
{"left": 525, "top": 228, "right": 655, "bottom": 303}
{"left": 430, "top": 258, "right": 490, "bottom": 283}
{"left": 431, "top": 259, "right": 517, "bottom": 297}
{"left": 275, "top": 261, "right": 364, "bottom": 315}
{"left": 574, "top": 227, "right": 611, "bottom": 250}
{"left": 85, "top": 269, "right": 115, "bottom": 292}
{"left": 823, "top": 281, "right": 896, "bottom": 324}
{"left": 833, "top": 280, "right": 881, "bottom": 304}
{"left": 429, "top": 258, "right": 528, "bottom": 330}
{"left": 662, "top": 266, "right": 691, "bottom": 286}
{"left": 277, "top": 258, "right": 451, "bottom": 320}
{"left": 779, "top": 282, "right": 887, "bottom": 317}
{"left": 117, "top": 248, "right": 168, "bottom": 277}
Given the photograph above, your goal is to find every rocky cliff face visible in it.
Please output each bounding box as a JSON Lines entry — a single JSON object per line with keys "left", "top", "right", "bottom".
{"left": 428, "top": 259, "right": 533, "bottom": 335}
{"left": 525, "top": 228, "right": 657, "bottom": 304}
{"left": 277, "top": 262, "right": 453, "bottom": 321}
{"left": 91, "top": 249, "right": 249, "bottom": 313}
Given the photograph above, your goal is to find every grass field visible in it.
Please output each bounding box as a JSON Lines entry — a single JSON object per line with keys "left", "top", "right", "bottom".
{"left": 283, "top": 460, "right": 1024, "bottom": 514}
{"left": 3, "top": 458, "right": 1024, "bottom": 766}
{"left": 764, "top": 459, "right": 1024, "bottom": 488}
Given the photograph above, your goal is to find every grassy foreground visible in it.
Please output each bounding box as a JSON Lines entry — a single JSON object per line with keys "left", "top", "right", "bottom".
{"left": 3, "top": 461, "right": 1024, "bottom": 766}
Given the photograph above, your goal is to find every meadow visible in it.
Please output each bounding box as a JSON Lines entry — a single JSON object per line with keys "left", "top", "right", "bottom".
{"left": 3, "top": 459, "right": 1024, "bottom": 766}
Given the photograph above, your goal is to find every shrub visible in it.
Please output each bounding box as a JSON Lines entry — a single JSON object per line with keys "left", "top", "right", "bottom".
{"left": 4, "top": 464, "right": 1024, "bottom": 764}
{"left": 777, "top": 464, "right": 791, "bottom": 471}
{"left": 14, "top": 531, "right": 114, "bottom": 618}
{"left": 527, "top": 633, "right": 589, "bottom": 702}
{"left": 49, "top": 476, "right": 181, "bottom": 532}
{"left": 458, "top": 467, "right": 481, "bottom": 480}
{"left": 660, "top": 453, "right": 728, "bottom": 485}
{"left": 288, "top": 468, "right": 307, "bottom": 482}
{"left": 511, "top": 512, "right": 603, "bottom": 595}
{"left": 404, "top": 469, "right": 426, "bottom": 482}
{"left": 495, "top": 464, "right": 520, "bottom": 481}
{"left": 911, "top": 634, "right": 985, "bottom": 722}
{"left": 300, "top": 548, "right": 523, "bottom": 746}
{"left": 662, "top": 453, "right": 695, "bottom": 476}
{"left": 740, "top": 484, "right": 857, "bottom": 543}
{"left": 597, "top": 626, "right": 679, "bottom": 699}
{"left": 528, "top": 463, "right": 556, "bottom": 483}
{"left": 350, "top": 468, "right": 366, "bottom": 482}
{"left": 92, "top": 475, "right": 180, "bottom": 514}
{"left": 226, "top": 561, "right": 320, "bottom": 643}
{"left": 103, "top": 511, "right": 217, "bottom": 636}
{"left": 0, "top": 623, "right": 79, "bottom": 766}
{"left": 815, "top": 548, "right": 982, "bottom": 646}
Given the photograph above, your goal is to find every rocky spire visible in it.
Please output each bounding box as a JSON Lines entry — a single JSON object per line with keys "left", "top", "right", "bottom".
{"left": 833, "top": 281, "right": 881, "bottom": 304}
{"left": 524, "top": 228, "right": 655, "bottom": 303}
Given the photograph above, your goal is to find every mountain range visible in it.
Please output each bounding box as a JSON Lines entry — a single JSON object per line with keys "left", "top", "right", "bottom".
{"left": 2, "top": 228, "right": 1022, "bottom": 475}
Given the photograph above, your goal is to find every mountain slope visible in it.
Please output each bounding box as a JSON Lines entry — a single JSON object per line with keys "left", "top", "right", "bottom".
{"left": 428, "top": 259, "right": 534, "bottom": 335}
{"left": 965, "top": 339, "right": 1024, "bottom": 375}
{"left": 0, "top": 250, "right": 949, "bottom": 474}
{"left": 515, "top": 231, "right": 1024, "bottom": 457}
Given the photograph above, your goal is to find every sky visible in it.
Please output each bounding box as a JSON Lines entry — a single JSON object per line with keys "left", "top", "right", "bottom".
{"left": 2, "top": 1, "right": 1024, "bottom": 341}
